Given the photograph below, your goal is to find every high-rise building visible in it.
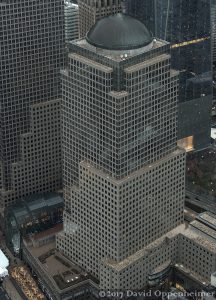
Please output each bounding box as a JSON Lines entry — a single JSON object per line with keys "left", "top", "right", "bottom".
{"left": 78, "top": 0, "right": 122, "bottom": 37}
{"left": 64, "top": 0, "right": 79, "bottom": 43}
{"left": 212, "top": 1, "right": 216, "bottom": 64}
{"left": 127, "top": 0, "right": 212, "bottom": 151}
{"left": 57, "top": 13, "right": 216, "bottom": 294}
{"left": 211, "top": 1, "right": 216, "bottom": 108}
{"left": 0, "top": 0, "right": 64, "bottom": 209}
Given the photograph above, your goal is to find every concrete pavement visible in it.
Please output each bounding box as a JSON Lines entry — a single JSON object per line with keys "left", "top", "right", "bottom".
{"left": 0, "top": 284, "right": 11, "bottom": 300}
{"left": 2, "top": 277, "right": 23, "bottom": 300}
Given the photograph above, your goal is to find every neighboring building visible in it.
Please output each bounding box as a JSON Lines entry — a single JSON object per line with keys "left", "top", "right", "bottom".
{"left": 56, "top": 13, "right": 216, "bottom": 296}
{"left": 23, "top": 239, "right": 98, "bottom": 300}
{"left": 127, "top": 0, "right": 212, "bottom": 151}
{"left": 212, "top": 0, "right": 216, "bottom": 64}
{"left": 64, "top": 0, "right": 79, "bottom": 43}
{"left": 4, "top": 193, "right": 63, "bottom": 255}
{"left": 0, "top": 0, "right": 64, "bottom": 210}
{"left": 0, "top": 249, "right": 9, "bottom": 278}
{"left": 78, "top": 0, "right": 122, "bottom": 37}
{"left": 211, "top": 1, "right": 216, "bottom": 108}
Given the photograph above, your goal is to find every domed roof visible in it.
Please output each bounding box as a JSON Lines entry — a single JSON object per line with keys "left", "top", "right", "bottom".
{"left": 86, "top": 13, "right": 153, "bottom": 51}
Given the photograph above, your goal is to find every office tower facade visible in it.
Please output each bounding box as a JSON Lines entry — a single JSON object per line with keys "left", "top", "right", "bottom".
{"left": 127, "top": 0, "right": 212, "bottom": 151}
{"left": 56, "top": 14, "right": 208, "bottom": 292}
{"left": 212, "top": 1, "right": 216, "bottom": 64}
{"left": 211, "top": 1, "right": 216, "bottom": 108}
{"left": 57, "top": 14, "right": 216, "bottom": 293}
{"left": 0, "top": 0, "right": 64, "bottom": 209}
{"left": 78, "top": 0, "right": 122, "bottom": 37}
{"left": 64, "top": 0, "right": 79, "bottom": 43}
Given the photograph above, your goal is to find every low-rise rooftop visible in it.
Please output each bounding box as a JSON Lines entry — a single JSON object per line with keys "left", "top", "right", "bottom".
{"left": 23, "top": 240, "right": 99, "bottom": 292}
{"left": 190, "top": 220, "right": 216, "bottom": 241}
{"left": 197, "top": 211, "right": 216, "bottom": 229}
{"left": 182, "top": 226, "right": 216, "bottom": 253}
{"left": 103, "top": 224, "right": 186, "bottom": 272}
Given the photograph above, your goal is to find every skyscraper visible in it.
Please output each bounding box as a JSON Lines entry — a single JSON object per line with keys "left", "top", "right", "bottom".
{"left": 57, "top": 14, "right": 216, "bottom": 293}
{"left": 64, "top": 0, "right": 79, "bottom": 43}
{"left": 211, "top": 1, "right": 216, "bottom": 108}
{"left": 0, "top": 0, "right": 64, "bottom": 209}
{"left": 212, "top": 1, "right": 216, "bottom": 64}
{"left": 78, "top": 0, "right": 122, "bottom": 37}
{"left": 127, "top": 0, "right": 212, "bottom": 151}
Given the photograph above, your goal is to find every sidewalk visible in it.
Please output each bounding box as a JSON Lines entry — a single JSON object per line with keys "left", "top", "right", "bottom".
{"left": 3, "top": 277, "right": 23, "bottom": 300}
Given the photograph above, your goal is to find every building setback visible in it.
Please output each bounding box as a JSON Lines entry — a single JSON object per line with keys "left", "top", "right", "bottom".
{"left": 78, "top": 0, "right": 122, "bottom": 37}
{"left": 0, "top": 0, "right": 64, "bottom": 209}
{"left": 127, "top": 0, "right": 212, "bottom": 151}
{"left": 57, "top": 13, "right": 216, "bottom": 294}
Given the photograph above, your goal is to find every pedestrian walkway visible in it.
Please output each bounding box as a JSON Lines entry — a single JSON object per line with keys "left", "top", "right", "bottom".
{"left": 3, "top": 277, "right": 23, "bottom": 300}
{"left": 0, "top": 285, "right": 11, "bottom": 300}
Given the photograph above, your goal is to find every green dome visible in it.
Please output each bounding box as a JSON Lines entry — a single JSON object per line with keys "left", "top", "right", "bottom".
{"left": 86, "top": 13, "right": 153, "bottom": 51}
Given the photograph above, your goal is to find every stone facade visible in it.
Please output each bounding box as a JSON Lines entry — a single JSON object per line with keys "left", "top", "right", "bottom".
{"left": 57, "top": 15, "right": 216, "bottom": 292}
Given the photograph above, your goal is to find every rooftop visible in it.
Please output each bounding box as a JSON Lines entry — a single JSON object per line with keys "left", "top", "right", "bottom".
{"left": 73, "top": 36, "right": 166, "bottom": 62}
{"left": 198, "top": 211, "right": 216, "bottom": 229}
{"left": 80, "top": 148, "right": 184, "bottom": 186}
{"left": 68, "top": 53, "right": 113, "bottom": 73}
{"left": 24, "top": 241, "right": 99, "bottom": 292}
{"left": 124, "top": 53, "right": 170, "bottom": 73}
{"left": 190, "top": 220, "right": 216, "bottom": 241}
{"left": 103, "top": 224, "right": 186, "bottom": 272}
{"left": 86, "top": 13, "right": 153, "bottom": 51}
{"left": 103, "top": 219, "right": 216, "bottom": 272}
{"left": 182, "top": 226, "right": 216, "bottom": 253}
